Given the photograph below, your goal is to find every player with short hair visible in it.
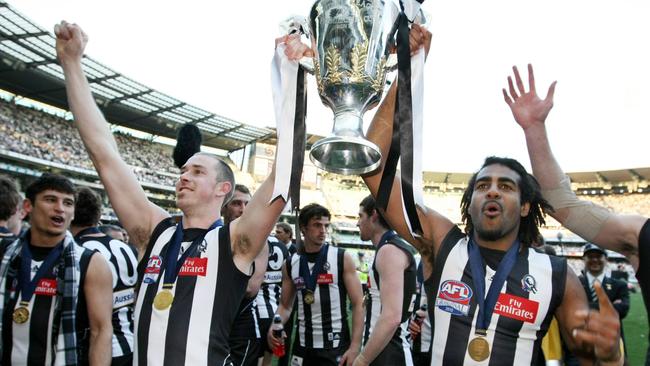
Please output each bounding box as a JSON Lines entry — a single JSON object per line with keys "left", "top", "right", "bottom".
{"left": 55, "top": 21, "right": 290, "bottom": 365}
{"left": 0, "top": 173, "right": 113, "bottom": 365}
{"left": 269, "top": 203, "right": 364, "bottom": 366}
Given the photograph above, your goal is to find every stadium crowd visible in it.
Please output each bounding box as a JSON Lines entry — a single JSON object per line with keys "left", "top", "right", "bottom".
{"left": 0, "top": 17, "right": 648, "bottom": 366}
{"left": 0, "top": 98, "right": 179, "bottom": 186}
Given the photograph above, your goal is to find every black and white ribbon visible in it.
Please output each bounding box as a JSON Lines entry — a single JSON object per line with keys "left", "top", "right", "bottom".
{"left": 377, "top": 0, "right": 425, "bottom": 236}
{"left": 270, "top": 44, "right": 307, "bottom": 213}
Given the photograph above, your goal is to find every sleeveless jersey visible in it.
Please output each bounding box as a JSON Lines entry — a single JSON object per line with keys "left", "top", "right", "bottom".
{"left": 2, "top": 243, "right": 93, "bottom": 365}
{"left": 75, "top": 231, "right": 139, "bottom": 357}
{"left": 134, "top": 218, "right": 250, "bottom": 366}
{"left": 424, "top": 227, "right": 566, "bottom": 365}
{"left": 363, "top": 233, "right": 416, "bottom": 354}
{"left": 230, "top": 296, "right": 260, "bottom": 340}
{"left": 256, "top": 238, "right": 289, "bottom": 320}
{"left": 287, "top": 244, "right": 349, "bottom": 349}
{"left": 411, "top": 256, "right": 432, "bottom": 354}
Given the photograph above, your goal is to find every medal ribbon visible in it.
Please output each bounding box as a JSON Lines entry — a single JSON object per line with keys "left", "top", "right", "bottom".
{"left": 161, "top": 219, "right": 222, "bottom": 288}
{"left": 298, "top": 244, "right": 329, "bottom": 295}
{"left": 0, "top": 227, "right": 11, "bottom": 234}
{"left": 18, "top": 240, "right": 64, "bottom": 305}
{"left": 467, "top": 237, "right": 520, "bottom": 334}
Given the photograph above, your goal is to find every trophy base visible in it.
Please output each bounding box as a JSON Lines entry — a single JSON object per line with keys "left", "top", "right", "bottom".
{"left": 309, "top": 136, "right": 381, "bottom": 175}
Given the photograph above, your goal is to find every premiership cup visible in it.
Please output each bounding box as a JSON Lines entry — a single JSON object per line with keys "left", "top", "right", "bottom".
{"left": 306, "top": 0, "right": 400, "bottom": 175}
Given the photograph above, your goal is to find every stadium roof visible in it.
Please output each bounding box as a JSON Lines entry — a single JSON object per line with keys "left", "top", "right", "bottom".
{"left": 0, "top": 2, "right": 325, "bottom": 152}
{"left": 420, "top": 168, "right": 650, "bottom": 186}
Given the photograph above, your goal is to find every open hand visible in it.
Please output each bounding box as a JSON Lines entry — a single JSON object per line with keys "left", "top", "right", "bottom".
{"left": 503, "top": 64, "right": 556, "bottom": 131}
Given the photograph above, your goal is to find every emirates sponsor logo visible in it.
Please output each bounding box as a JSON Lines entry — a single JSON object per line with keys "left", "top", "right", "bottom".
{"left": 34, "top": 279, "right": 57, "bottom": 296}
{"left": 317, "top": 273, "right": 333, "bottom": 284}
{"left": 179, "top": 257, "right": 208, "bottom": 276}
{"left": 494, "top": 293, "right": 539, "bottom": 323}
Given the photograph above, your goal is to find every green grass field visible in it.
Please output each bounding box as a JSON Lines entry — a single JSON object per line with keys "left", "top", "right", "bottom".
{"left": 624, "top": 291, "right": 648, "bottom": 365}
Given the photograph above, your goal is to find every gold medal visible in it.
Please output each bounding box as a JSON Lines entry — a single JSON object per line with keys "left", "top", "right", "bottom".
{"left": 304, "top": 290, "right": 315, "bottom": 305}
{"left": 153, "top": 290, "right": 174, "bottom": 310}
{"left": 13, "top": 306, "right": 30, "bottom": 324}
{"left": 468, "top": 336, "right": 490, "bottom": 361}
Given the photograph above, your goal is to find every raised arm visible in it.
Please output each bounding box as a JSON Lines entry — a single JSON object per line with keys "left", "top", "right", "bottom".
{"left": 362, "top": 25, "right": 452, "bottom": 258}
{"left": 55, "top": 21, "right": 168, "bottom": 250}
{"left": 504, "top": 64, "right": 646, "bottom": 268}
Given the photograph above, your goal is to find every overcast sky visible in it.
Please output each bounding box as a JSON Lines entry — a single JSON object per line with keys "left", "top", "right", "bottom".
{"left": 12, "top": 0, "right": 650, "bottom": 173}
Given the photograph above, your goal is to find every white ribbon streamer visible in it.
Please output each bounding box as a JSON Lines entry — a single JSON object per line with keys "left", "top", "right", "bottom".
{"left": 270, "top": 44, "right": 299, "bottom": 203}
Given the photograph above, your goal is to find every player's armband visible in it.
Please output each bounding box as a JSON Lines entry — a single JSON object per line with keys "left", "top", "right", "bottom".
{"left": 542, "top": 175, "right": 612, "bottom": 242}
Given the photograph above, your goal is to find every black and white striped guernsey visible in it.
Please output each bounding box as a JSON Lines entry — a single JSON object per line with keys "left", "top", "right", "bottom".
{"left": 255, "top": 238, "right": 289, "bottom": 320}
{"left": 411, "top": 256, "right": 431, "bottom": 355}
{"left": 363, "top": 233, "right": 416, "bottom": 365}
{"left": 134, "top": 218, "right": 250, "bottom": 366}
{"left": 424, "top": 227, "right": 566, "bottom": 365}
{"left": 287, "top": 244, "right": 350, "bottom": 349}
{"left": 75, "top": 231, "right": 138, "bottom": 358}
{"left": 2, "top": 243, "right": 93, "bottom": 365}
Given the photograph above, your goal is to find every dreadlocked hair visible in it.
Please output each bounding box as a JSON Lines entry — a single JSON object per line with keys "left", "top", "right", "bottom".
{"left": 460, "top": 156, "right": 554, "bottom": 247}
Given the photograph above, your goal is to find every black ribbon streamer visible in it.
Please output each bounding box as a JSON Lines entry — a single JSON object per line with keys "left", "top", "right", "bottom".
{"left": 290, "top": 66, "right": 307, "bottom": 247}
{"left": 289, "top": 66, "right": 307, "bottom": 213}
{"left": 376, "top": 11, "right": 423, "bottom": 236}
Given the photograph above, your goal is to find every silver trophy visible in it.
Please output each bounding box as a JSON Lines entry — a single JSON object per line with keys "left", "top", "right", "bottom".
{"left": 304, "top": 0, "right": 400, "bottom": 175}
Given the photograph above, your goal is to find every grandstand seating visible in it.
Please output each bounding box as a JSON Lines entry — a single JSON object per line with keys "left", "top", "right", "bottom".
{"left": 0, "top": 98, "right": 179, "bottom": 186}
{"left": 2, "top": 94, "right": 650, "bottom": 268}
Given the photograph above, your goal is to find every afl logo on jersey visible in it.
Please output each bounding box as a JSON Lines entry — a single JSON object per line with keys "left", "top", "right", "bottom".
{"left": 145, "top": 256, "right": 162, "bottom": 273}
{"left": 435, "top": 280, "right": 473, "bottom": 316}
{"left": 143, "top": 255, "right": 162, "bottom": 284}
